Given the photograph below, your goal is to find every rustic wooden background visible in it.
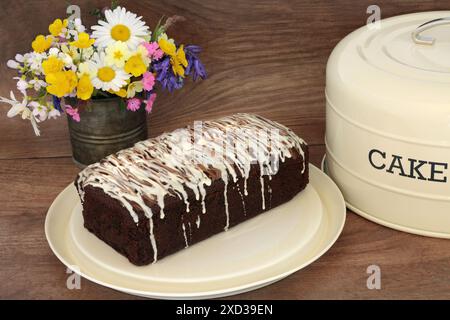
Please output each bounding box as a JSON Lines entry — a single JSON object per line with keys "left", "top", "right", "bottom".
{"left": 1, "top": 0, "right": 449, "bottom": 299}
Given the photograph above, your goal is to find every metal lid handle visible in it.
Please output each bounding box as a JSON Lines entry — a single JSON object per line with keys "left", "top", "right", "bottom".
{"left": 412, "top": 17, "right": 450, "bottom": 45}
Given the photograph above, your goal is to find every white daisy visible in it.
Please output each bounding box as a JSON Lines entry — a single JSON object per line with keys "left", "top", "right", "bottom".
{"left": 91, "top": 6, "right": 150, "bottom": 50}
{"left": 91, "top": 52, "right": 130, "bottom": 92}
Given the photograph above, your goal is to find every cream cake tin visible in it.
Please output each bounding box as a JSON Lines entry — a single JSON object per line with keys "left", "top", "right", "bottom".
{"left": 325, "top": 11, "right": 450, "bottom": 238}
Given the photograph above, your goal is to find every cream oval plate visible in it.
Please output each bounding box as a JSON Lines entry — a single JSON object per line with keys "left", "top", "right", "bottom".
{"left": 45, "top": 164, "right": 346, "bottom": 299}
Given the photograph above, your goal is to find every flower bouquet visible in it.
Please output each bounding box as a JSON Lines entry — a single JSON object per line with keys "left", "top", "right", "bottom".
{"left": 0, "top": 3, "right": 206, "bottom": 165}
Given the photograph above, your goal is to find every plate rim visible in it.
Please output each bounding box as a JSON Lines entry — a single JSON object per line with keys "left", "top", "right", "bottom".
{"left": 45, "top": 164, "right": 346, "bottom": 299}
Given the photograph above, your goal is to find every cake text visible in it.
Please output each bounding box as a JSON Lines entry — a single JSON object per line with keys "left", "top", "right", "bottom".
{"left": 368, "top": 149, "right": 448, "bottom": 183}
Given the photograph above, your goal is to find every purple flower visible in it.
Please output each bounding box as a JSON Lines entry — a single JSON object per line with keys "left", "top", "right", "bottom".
{"left": 184, "top": 45, "right": 207, "bottom": 81}
{"left": 153, "top": 56, "right": 184, "bottom": 92}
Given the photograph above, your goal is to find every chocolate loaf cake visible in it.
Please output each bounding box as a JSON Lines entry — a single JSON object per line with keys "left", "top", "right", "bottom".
{"left": 75, "top": 113, "right": 309, "bottom": 266}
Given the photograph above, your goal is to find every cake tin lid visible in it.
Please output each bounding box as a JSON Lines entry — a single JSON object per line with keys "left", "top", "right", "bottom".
{"left": 326, "top": 11, "right": 450, "bottom": 143}
{"left": 368, "top": 16, "right": 450, "bottom": 75}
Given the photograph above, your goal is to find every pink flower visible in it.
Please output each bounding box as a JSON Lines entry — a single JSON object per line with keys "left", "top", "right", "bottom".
{"left": 142, "top": 71, "right": 155, "bottom": 91}
{"left": 152, "top": 48, "right": 164, "bottom": 60}
{"left": 145, "top": 93, "right": 157, "bottom": 114}
{"left": 127, "top": 98, "right": 141, "bottom": 111}
{"left": 141, "top": 41, "right": 164, "bottom": 60}
{"left": 65, "top": 105, "right": 80, "bottom": 122}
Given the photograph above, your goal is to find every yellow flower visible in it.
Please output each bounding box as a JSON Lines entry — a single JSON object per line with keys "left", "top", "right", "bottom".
{"left": 61, "top": 44, "right": 80, "bottom": 62}
{"left": 126, "top": 81, "right": 143, "bottom": 98}
{"left": 32, "top": 35, "right": 53, "bottom": 53}
{"left": 109, "top": 79, "right": 130, "bottom": 98}
{"left": 46, "top": 72, "right": 68, "bottom": 97}
{"left": 158, "top": 38, "right": 176, "bottom": 56}
{"left": 124, "top": 54, "right": 147, "bottom": 77}
{"left": 49, "top": 19, "right": 68, "bottom": 37}
{"left": 66, "top": 70, "right": 78, "bottom": 92}
{"left": 170, "top": 45, "right": 188, "bottom": 77}
{"left": 70, "top": 32, "right": 95, "bottom": 49}
{"left": 136, "top": 44, "right": 151, "bottom": 65}
{"left": 105, "top": 41, "right": 130, "bottom": 68}
{"left": 158, "top": 36, "right": 188, "bottom": 77}
{"left": 76, "top": 74, "right": 94, "bottom": 100}
{"left": 46, "top": 70, "right": 78, "bottom": 97}
{"left": 42, "top": 56, "right": 64, "bottom": 75}
{"left": 77, "top": 62, "right": 96, "bottom": 79}
{"left": 109, "top": 88, "right": 127, "bottom": 98}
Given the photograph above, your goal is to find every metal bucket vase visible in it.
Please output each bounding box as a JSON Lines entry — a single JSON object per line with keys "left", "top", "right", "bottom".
{"left": 66, "top": 97, "right": 148, "bottom": 167}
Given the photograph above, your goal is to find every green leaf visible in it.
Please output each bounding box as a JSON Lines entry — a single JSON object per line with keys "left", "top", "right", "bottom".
{"left": 89, "top": 8, "right": 103, "bottom": 20}
{"left": 111, "top": 0, "right": 120, "bottom": 10}
{"left": 151, "top": 16, "right": 166, "bottom": 41}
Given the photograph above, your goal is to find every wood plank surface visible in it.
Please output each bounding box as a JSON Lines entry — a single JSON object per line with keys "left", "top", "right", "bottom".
{"left": 0, "top": 0, "right": 449, "bottom": 299}
{"left": 1, "top": 146, "right": 449, "bottom": 299}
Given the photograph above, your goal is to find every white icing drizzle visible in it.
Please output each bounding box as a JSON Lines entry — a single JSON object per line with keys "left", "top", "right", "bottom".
{"left": 200, "top": 187, "right": 207, "bottom": 214}
{"left": 149, "top": 215, "right": 157, "bottom": 262}
{"left": 260, "top": 176, "right": 265, "bottom": 210}
{"left": 182, "top": 222, "right": 188, "bottom": 248}
{"left": 223, "top": 176, "right": 230, "bottom": 231}
{"left": 236, "top": 184, "right": 247, "bottom": 216}
{"left": 75, "top": 113, "right": 307, "bottom": 262}
{"left": 196, "top": 215, "right": 201, "bottom": 228}
{"left": 188, "top": 222, "right": 192, "bottom": 242}
{"left": 243, "top": 178, "right": 248, "bottom": 196}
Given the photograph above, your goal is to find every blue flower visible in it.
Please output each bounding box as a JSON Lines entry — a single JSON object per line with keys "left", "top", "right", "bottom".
{"left": 52, "top": 95, "right": 62, "bottom": 112}
{"left": 184, "top": 45, "right": 207, "bottom": 81}
{"left": 153, "top": 57, "right": 184, "bottom": 92}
